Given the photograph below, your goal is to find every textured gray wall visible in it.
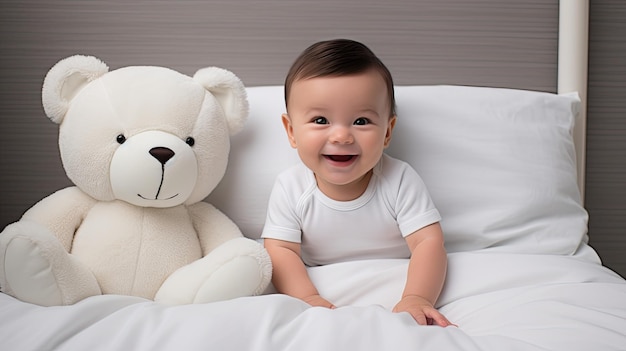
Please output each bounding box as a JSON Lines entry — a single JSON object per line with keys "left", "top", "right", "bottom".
{"left": 586, "top": 0, "right": 626, "bottom": 278}
{"left": 0, "top": 0, "right": 623, "bottom": 277}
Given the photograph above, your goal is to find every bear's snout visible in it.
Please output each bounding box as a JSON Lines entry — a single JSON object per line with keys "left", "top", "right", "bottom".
{"left": 110, "top": 130, "right": 198, "bottom": 207}
{"left": 150, "top": 147, "right": 175, "bottom": 165}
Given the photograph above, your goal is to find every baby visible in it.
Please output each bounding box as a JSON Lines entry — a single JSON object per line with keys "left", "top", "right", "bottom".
{"left": 262, "top": 39, "right": 452, "bottom": 327}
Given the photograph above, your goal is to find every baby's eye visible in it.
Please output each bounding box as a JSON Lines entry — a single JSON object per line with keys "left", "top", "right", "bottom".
{"left": 354, "top": 117, "right": 370, "bottom": 126}
{"left": 313, "top": 116, "right": 328, "bottom": 124}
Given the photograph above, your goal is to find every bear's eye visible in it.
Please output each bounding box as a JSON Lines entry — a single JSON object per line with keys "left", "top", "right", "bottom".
{"left": 116, "top": 134, "right": 126, "bottom": 144}
{"left": 185, "top": 137, "right": 195, "bottom": 147}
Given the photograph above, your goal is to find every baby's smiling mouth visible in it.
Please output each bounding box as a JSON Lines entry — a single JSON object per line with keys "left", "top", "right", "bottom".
{"left": 324, "top": 155, "right": 356, "bottom": 162}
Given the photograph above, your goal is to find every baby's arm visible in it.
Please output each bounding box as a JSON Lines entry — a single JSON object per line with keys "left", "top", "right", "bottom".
{"left": 264, "top": 238, "right": 335, "bottom": 309}
{"left": 393, "top": 222, "right": 453, "bottom": 326}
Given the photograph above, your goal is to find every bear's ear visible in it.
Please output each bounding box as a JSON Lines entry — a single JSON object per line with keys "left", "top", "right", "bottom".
{"left": 42, "top": 55, "right": 109, "bottom": 124}
{"left": 193, "top": 67, "right": 248, "bottom": 135}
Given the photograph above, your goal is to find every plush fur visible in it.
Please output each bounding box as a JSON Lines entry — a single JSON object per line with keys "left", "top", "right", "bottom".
{"left": 0, "top": 55, "right": 272, "bottom": 306}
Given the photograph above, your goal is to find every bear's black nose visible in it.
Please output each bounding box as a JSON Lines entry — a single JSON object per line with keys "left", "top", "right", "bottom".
{"left": 149, "top": 147, "right": 175, "bottom": 165}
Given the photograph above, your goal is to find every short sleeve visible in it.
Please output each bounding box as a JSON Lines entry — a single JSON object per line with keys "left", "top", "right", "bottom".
{"left": 388, "top": 158, "right": 442, "bottom": 236}
{"left": 261, "top": 175, "right": 304, "bottom": 243}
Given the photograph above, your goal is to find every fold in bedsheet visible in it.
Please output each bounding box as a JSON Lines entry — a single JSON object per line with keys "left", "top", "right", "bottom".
{"left": 2, "top": 249, "right": 626, "bottom": 351}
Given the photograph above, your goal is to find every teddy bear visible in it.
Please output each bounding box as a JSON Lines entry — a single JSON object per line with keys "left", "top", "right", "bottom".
{"left": 0, "top": 55, "right": 272, "bottom": 306}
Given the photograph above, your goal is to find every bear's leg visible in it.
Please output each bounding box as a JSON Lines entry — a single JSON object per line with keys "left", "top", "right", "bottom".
{"left": 155, "top": 237, "right": 272, "bottom": 305}
{"left": 0, "top": 220, "right": 101, "bottom": 306}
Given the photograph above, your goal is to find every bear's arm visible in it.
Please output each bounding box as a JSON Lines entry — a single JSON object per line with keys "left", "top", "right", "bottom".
{"left": 187, "top": 201, "right": 244, "bottom": 254}
{"left": 21, "top": 186, "right": 97, "bottom": 252}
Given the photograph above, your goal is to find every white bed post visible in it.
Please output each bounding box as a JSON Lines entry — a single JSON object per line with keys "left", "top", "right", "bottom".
{"left": 558, "top": 0, "right": 589, "bottom": 201}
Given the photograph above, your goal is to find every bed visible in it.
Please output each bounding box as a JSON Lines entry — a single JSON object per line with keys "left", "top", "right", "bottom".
{"left": 2, "top": 0, "right": 626, "bottom": 350}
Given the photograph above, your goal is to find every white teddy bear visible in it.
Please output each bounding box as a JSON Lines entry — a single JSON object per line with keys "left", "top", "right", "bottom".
{"left": 0, "top": 55, "right": 272, "bottom": 306}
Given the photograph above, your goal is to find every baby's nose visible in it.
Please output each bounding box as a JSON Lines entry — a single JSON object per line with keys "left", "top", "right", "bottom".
{"left": 329, "top": 126, "right": 354, "bottom": 144}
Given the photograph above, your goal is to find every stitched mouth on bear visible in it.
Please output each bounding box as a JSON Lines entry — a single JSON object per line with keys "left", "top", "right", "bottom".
{"left": 138, "top": 193, "right": 179, "bottom": 201}
{"left": 137, "top": 162, "right": 179, "bottom": 201}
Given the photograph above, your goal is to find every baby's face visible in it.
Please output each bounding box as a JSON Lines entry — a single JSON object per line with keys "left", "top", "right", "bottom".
{"left": 282, "top": 70, "right": 395, "bottom": 201}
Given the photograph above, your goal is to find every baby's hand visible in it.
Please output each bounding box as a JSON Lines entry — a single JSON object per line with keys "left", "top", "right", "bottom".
{"left": 302, "top": 294, "right": 336, "bottom": 309}
{"left": 393, "top": 295, "right": 454, "bottom": 327}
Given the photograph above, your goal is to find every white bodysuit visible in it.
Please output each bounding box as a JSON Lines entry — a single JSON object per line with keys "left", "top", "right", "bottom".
{"left": 261, "top": 154, "right": 441, "bottom": 266}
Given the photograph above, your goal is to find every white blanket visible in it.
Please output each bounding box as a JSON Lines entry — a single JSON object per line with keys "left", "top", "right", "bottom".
{"left": 2, "top": 246, "right": 625, "bottom": 351}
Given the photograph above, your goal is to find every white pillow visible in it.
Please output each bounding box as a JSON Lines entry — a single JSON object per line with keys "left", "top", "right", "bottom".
{"left": 388, "top": 86, "right": 587, "bottom": 254}
{"left": 208, "top": 85, "right": 588, "bottom": 255}
{"left": 207, "top": 86, "right": 300, "bottom": 239}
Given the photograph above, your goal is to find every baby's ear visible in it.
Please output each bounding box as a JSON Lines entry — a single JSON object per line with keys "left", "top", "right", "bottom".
{"left": 193, "top": 67, "right": 249, "bottom": 136}
{"left": 42, "top": 55, "right": 109, "bottom": 124}
{"left": 282, "top": 113, "right": 298, "bottom": 149}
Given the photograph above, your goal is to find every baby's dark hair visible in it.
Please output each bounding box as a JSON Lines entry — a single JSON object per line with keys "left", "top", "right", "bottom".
{"left": 284, "top": 39, "right": 396, "bottom": 117}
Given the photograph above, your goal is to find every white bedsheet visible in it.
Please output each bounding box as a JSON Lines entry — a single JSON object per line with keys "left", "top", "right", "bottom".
{"left": 2, "top": 245, "right": 625, "bottom": 351}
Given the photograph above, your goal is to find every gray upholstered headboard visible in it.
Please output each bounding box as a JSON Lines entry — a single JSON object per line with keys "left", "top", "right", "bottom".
{"left": 1, "top": 0, "right": 623, "bottom": 276}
